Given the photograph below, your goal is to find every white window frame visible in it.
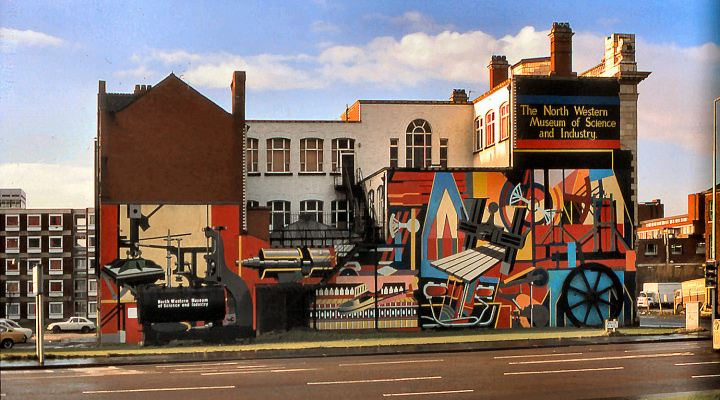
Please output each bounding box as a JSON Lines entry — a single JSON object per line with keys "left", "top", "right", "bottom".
{"left": 74, "top": 214, "right": 87, "bottom": 227}
{"left": 5, "top": 236, "right": 20, "bottom": 253}
{"left": 300, "top": 138, "right": 324, "bottom": 173}
{"left": 49, "top": 302, "right": 63, "bottom": 319}
{"left": 49, "top": 236, "right": 63, "bottom": 253}
{"left": 49, "top": 258, "right": 64, "bottom": 275}
{"left": 27, "top": 302, "right": 36, "bottom": 320}
{"left": 405, "top": 119, "right": 432, "bottom": 168}
{"left": 332, "top": 138, "right": 355, "bottom": 173}
{"left": 331, "top": 200, "right": 351, "bottom": 228}
{"left": 49, "top": 280, "right": 63, "bottom": 297}
{"left": 266, "top": 137, "right": 291, "bottom": 173}
{"left": 88, "top": 301, "right": 98, "bottom": 318}
{"left": 5, "top": 214, "right": 20, "bottom": 231}
{"left": 268, "top": 200, "right": 291, "bottom": 231}
{"left": 246, "top": 137, "right": 259, "bottom": 173}
{"left": 26, "top": 258, "right": 40, "bottom": 275}
{"left": 74, "top": 258, "right": 87, "bottom": 275}
{"left": 390, "top": 138, "right": 399, "bottom": 168}
{"left": 300, "top": 200, "right": 324, "bottom": 223}
{"left": 88, "top": 235, "right": 96, "bottom": 250}
{"left": 27, "top": 236, "right": 42, "bottom": 253}
{"left": 5, "top": 259, "right": 20, "bottom": 275}
{"left": 49, "top": 214, "right": 63, "bottom": 231}
{"left": 27, "top": 214, "right": 41, "bottom": 231}
{"left": 88, "top": 279, "right": 98, "bottom": 296}
{"left": 74, "top": 234, "right": 87, "bottom": 248}
{"left": 6, "top": 303, "right": 20, "bottom": 319}
{"left": 27, "top": 280, "right": 36, "bottom": 296}
{"left": 6, "top": 280, "right": 21, "bottom": 297}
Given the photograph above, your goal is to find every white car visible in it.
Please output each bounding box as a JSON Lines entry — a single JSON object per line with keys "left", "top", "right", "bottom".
{"left": 47, "top": 317, "right": 96, "bottom": 334}
{"left": 0, "top": 319, "right": 33, "bottom": 342}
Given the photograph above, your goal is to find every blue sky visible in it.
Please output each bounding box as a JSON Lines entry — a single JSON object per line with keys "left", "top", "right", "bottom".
{"left": 1, "top": 0, "right": 718, "bottom": 216}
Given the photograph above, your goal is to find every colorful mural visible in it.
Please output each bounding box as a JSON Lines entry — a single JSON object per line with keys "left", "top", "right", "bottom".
{"left": 311, "top": 167, "right": 635, "bottom": 330}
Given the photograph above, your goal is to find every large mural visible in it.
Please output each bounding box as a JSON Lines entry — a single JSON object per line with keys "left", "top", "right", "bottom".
{"left": 311, "top": 167, "right": 636, "bottom": 330}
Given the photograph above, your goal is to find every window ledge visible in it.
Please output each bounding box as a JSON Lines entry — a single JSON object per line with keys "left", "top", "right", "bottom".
{"left": 299, "top": 172, "right": 328, "bottom": 176}
{"left": 248, "top": 172, "right": 261, "bottom": 176}
{"left": 264, "top": 172, "right": 294, "bottom": 176}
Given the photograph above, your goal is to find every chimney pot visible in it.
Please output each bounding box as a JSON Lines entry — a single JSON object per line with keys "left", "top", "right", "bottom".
{"left": 549, "top": 22, "right": 575, "bottom": 77}
{"left": 450, "top": 89, "right": 468, "bottom": 103}
{"left": 488, "top": 55, "right": 509, "bottom": 89}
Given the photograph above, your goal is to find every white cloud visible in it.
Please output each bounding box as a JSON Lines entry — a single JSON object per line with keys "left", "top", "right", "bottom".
{"left": 636, "top": 39, "right": 720, "bottom": 153}
{"left": 117, "top": 25, "right": 719, "bottom": 155}
{"left": 0, "top": 28, "right": 64, "bottom": 52}
{"left": 311, "top": 20, "right": 341, "bottom": 35}
{"left": 365, "top": 11, "right": 457, "bottom": 34}
{"left": 0, "top": 163, "right": 93, "bottom": 209}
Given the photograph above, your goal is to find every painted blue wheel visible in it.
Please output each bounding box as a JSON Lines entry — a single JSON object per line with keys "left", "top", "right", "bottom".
{"left": 560, "top": 263, "right": 623, "bottom": 327}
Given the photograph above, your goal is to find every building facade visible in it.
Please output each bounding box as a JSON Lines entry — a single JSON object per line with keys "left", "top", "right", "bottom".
{"left": 0, "top": 207, "right": 98, "bottom": 322}
{"left": 635, "top": 194, "right": 706, "bottom": 287}
{"left": 98, "top": 23, "right": 650, "bottom": 342}
{"left": 0, "top": 189, "right": 27, "bottom": 209}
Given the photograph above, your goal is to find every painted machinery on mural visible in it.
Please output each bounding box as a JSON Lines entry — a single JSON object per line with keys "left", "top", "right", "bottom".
{"left": 101, "top": 205, "right": 254, "bottom": 345}
{"left": 304, "top": 167, "right": 635, "bottom": 331}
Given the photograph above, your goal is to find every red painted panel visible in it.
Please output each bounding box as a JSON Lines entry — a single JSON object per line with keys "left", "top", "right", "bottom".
{"left": 211, "top": 205, "right": 241, "bottom": 274}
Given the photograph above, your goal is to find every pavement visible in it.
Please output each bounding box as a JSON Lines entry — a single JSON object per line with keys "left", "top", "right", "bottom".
{"left": 1, "top": 323, "right": 714, "bottom": 371}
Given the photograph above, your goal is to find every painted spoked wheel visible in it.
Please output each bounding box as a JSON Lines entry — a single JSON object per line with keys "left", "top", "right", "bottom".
{"left": 560, "top": 263, "right": 624, "bottom": 327}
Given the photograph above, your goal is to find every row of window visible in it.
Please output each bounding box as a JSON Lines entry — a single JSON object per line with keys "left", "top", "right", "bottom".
{"left": 253, "top": 200, "right": 353, "bottom": 231}
{"left": 4, "top": 214, "right": 64, "bottom": 231}
{"left": 247, "top": 137, "right": 355, "bottom": 174}
{"left": 3, "top": 279, "right": 97, "bottom": 297}
{"left": 474, "top": 102, "right": 510, "bottom": 151}
{"left": 4, "top": 258, "right": 95, "bottom": 276}
{"left": 4, "top": 301, "right": 97, "bottom": 320}
{"left": 248, "top": 119, "right": 451, "bottom": 173}
{"left": 643, "top": 242, "right": 705, "bottom": 256}
{"left": 5, "top": 236, "right": 65, "bottom": 253}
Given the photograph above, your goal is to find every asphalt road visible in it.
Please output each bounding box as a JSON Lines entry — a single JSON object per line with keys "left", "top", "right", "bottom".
{"left": 2, "top": 340, "right": 719, "bottom": 399}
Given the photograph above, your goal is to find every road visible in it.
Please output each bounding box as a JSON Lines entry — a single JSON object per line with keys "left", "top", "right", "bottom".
{"left": 2, "top": 341, "right": 719, "bottom": 399}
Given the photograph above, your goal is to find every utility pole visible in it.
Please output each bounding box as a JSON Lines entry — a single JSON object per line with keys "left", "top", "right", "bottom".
{"left": 713, "top": 97, "right": 719, "bottom": 351}
{"left": 33, "top": 264, "right": 44, "bottom": 365}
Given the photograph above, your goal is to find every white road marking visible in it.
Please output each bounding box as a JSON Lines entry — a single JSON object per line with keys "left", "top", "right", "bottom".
{"left": 170, "top": 365, "right": 270, "bottom": 373}
{"left": 504, "top": 366, "right": 624, "bottom": 375}
{"left": 83, "top": 385, "right": 235, "bottom": 394}
{"left": 383, "top": 389, "right": 474, "bottom": 397}
{"left": 156, "top": 361, "right": 239, "bottom": 368}
{"left": 201, "top": 368, "right": 316, "bottom": 376}
{"left": 692, "top": 374, "right": 720, "bottom": 379}
{"left": 508, "top": 352, "right": 693, "bottom": 365}
{"left": 676, "top": 361, "right": 720, "bottom": 366}
{"left": 339, "top": 359, "right": 443, "bottom": 367}
{"left": 308, "top": 376, "right": 441, "bottom": 385}
{"left": 494, "top": 352, "right": 582, "bottom": 359}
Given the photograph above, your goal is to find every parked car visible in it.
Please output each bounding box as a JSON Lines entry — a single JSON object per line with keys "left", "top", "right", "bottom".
{"left": 47, "top": 317, "right": 96, "bottom": 334}
{"left": 0, "top": 325, "right": 26, "bottom": 348}
{"left": 0, "top": 319, "right": 33, "bottom": 343}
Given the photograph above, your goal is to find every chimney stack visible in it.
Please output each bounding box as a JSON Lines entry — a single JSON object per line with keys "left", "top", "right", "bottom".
{"left": 488, "top": 55, "right": 509, "bottom": 89}
{"left": 549, "top": 22, "right": 574, "bottom": 77}
{"left": 450, "top": 89, "right": 468, "bottom": 103}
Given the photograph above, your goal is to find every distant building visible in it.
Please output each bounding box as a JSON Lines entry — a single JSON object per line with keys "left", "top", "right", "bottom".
{"left": 0, "top": 208, "right": 97, "bottom": 322}
{"left": 638, "top": 199, "right": 664, "bottom": 223}
{"left": 0, "top": 189, "right": 26, "bottom": 209}
{"left": 635, "top": 193, "right": 706, "bottom": 286}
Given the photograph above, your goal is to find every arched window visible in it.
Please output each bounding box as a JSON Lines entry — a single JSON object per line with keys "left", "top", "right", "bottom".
{"left": 300, "top": 200, "right": 324, "bottom": 223}
{"left": 267, "top": 200, "right": 291, "bottom": 231}
{"left": 484, "top": 111, "right": 495, "bottom": 148}
{"left": 405, "top": 119, "right": 432, "bottom": 168}
{"left": 266, "top": 138, "right": 290, "bottom": 172}
{"left": 246, "top": 138, "right": 259, "bottom": 173}
{"left": 499, "top": 102, "right": 510, "bottom": 141}
{"left": 474, "top": 116, "right": 483, "bottom": 151}
{"left": 300, "top": 138, "right": 323, "bottom": 172}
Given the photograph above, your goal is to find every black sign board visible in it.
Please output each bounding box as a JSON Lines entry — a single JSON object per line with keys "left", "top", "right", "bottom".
{"left": 515, "top": 77, "right": 621, "bottom": 149}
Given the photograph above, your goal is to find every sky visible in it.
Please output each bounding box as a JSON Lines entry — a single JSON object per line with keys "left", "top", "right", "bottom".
{"left": 0, "top": 0, "right": 718, "bottom": 216}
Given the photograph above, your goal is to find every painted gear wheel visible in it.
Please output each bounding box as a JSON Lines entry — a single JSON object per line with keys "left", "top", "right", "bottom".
{"left": 560, "top": 263, "right": 623, "bottom": 327}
